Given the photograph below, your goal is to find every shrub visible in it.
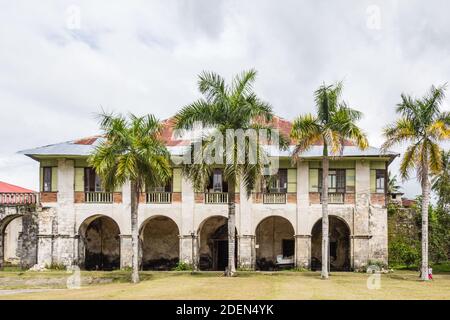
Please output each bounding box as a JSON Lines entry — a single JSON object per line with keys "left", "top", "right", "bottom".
{"left": 172, "top": 262, "right": 193, "bottom": 271}
{"left": 389, "top": 240, "right": 420, "bottom": 268}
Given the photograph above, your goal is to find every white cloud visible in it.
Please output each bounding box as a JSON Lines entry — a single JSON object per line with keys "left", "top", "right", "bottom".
{"left": 0, "top": 0, "right": 449, "bottom": 196}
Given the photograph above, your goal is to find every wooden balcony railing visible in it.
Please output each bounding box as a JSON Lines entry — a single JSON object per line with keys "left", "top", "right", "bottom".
{"left": 321, "top": 193, "right": 345, "bottom": 204}
{"left": 0, "top": 193, "right": 38, "bottom": 205}
{"left": 146, "top": 192, "right": 172, "bottom": 204}
{"left": 205, "top": 192, "right": 228, "bottom": 204}
{"left": 263, "top": 193, "right": 287, "bottom": 204}
{"left": 85, "top": 192, "right": 113, "bottom": 203}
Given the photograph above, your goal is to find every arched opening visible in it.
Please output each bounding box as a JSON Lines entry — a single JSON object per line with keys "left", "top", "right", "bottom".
{"left": 139, "top": 216, "right": 180, "bottom": 270}
{"left": 0, "top": 215, "right": 23, "bottom": 267}
{"left": 311, "top": 216, "right": 351, "bottom": 271}
{"left": 198, "top": 216, "right": 237, "bottom": 271}
{"left": 78, "top": 215, "right": 120, "bottom": 271}
{"left": 255, "top": 216, "right": 295, "bottom": 270}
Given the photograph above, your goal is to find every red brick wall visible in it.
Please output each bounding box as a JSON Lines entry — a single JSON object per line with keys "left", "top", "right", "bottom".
{"left": 74, "top": 192, "right": 84, "bottom": 203}
{"left": 309, "top": 192, "right": 320, "bottom": 204}
{"left": 287, "top": 193, "right": 296, "bottom": 204}
{"left": 41, "top": 192, "right": 57, "bottom": 203}
{"left": 371, "top": 193, "right": 386, "bottom": 206}
{"left": 113, "top": 192, "right": 122, "bottom": 204}
{"left": 172, "top": 192, "right": 182, "bottom": 203}
{"left": 194, "top": 193, "right": 204, "bottom": 203}
{"left": 344, "top": 193, "right": 355, "bottom": 204}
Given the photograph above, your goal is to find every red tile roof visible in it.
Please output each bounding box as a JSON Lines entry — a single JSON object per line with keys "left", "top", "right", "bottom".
{"left": 73, "top": 135, "right": 103, "bottom": 145}
{"left": 67, "top": 115, "right": 357, "bottom": 148}
{"left": 0, "top": 181, "right": 35, "bottom": 193}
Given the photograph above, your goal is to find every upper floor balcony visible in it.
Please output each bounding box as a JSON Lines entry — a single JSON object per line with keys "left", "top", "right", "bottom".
{"left": 0, "top": 192, "right": 38, "bottom": 206}
{"left": 35, "top": 160, "right": 389, "bottom": 207}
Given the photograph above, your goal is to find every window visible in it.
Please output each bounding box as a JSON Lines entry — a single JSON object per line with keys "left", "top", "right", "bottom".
{"left": 265, "top": 169, "right": 287, "bottom": 193}
{"left": 207, "top": 169, "right": 228, "bottom": 192}
{"left": 282, "top": 239, "right": 295, "bottom": 257}
{"left": 148, "top": 180, "right": 172, "bottom": 193}
{"left": 43, "top": 167, "right": 52, "bottom": 192}
{"left": 376, "top": 170, "right": 385, "bottom": 193}
{"left": 319, "top": 169, "right": 346, "bottom": 193}
{"left": 84, "top": 168, "right": 103, "bottom": 192}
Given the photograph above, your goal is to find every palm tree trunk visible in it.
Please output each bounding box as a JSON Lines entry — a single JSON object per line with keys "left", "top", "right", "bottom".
{"left": 421, "top": 165, "right": 430, "bottom": 281}
{"left": 130, "top": 181, "right": 140, "bottom": 283}
{"left": 226, "top": 177, "right": 236, "bottom": 276}
{"left": 321, "top": 146, "right": 329, "bottom": 279}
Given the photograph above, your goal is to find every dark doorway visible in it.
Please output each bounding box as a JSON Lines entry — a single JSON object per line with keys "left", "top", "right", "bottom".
{"left": 311, "top": 216, "right": 351, "bottom": 271}
{"left": 216, "top": 240, "right": 228, "bottom": 270}
{"left": 255, "top": 216, "right": 295, "bottom": 271}
{"left": 140, "top": 216, "right": 180, "bottom": 270}
{"left": 79, "top": 216, "right": 120, "bottom": 271}
{"left": 198, "top": 216, "right": 237, "bottom": 271}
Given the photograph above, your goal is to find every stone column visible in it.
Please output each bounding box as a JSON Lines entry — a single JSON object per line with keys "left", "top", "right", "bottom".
{"left": 238, "top": 235, "right": 254, "bottom": 270}
{"left": 179, "top": 176, "right": 196, "bottom": 267}
{"left": 54, "top": 158, "right": 76, "bottom": 266}
{"left": 238, "top": 181, "right": 253, "bottom": 269}
{"left": 20, "top": 208, "right": 38, "bottom": 268}
{"left": 120, "top": 235, "right": 132, "bottom": 268}
{"left": 353, "top": 160, "right": 371, "bottom": 269}
{"left": 36, "top": 206, "right": 55, "bottom": 267}
{"left": 296, "top": 161, "right": 311, "bottom": 268}
{"left": 295, "top": 235, "right": 311, "bottom": 269}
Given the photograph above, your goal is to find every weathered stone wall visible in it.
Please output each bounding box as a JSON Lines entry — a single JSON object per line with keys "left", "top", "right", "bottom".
{"left": 255, "top": 216, "right": 294, "bottom": 269}
{"left": 140, "top": 216, "right": 179, "bottom": 270}
{"left": 32, "top": 157, "right": 388, "bottom": 272}
{"left": 0, "top": 205, "right": 38, "bottom": 268}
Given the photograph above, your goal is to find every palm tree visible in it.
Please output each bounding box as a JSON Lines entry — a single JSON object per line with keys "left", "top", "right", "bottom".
{"left": 89, "top": 112, "right": 172, "bottom": 283}
{"left": 432, "top": 150, "right": 450, "bottom": 208}
{"left": 290, "top": 82, "right": 368, "bottom": 279}
{"left": 382, "top": 85, "right": 450, "bottom": 281}
{"left": 387, "top": 171, "right": 402, "bottom": 194}
{"left": 174, "top": 69, "right": 284, "bottom": 276}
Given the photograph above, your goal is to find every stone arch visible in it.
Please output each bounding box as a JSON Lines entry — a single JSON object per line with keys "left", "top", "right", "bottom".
{"left": 197, "top": 215, "right": 238, "bottom": 271}
{"left": 311, "top": 215, "right": 351, "bottom": 271}
{"left": 78, "top": 215, "right": 121, "bottom": 271}
{"left": 255, "top": 216, "right": 295, "bottom": 270}
{"left": 0, "top": 214, "right": 23, "bottom": 267}
{"left": 139, "top": 215, "right": 180, "bottom": 270}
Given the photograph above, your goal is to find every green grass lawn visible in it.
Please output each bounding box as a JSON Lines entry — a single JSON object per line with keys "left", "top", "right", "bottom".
{"left": 0, "top": 269, "right": 449, "bottom": 300}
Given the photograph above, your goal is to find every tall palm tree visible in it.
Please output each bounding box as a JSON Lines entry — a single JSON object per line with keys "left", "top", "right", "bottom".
{"left": 174, "top": 69, "right": 284, "bottom": 276}
{"left": 89, "top": 113, "right": 171, "bottom": 283}
{"left": 432, "top": 150, "right": 450, "bottom": 208}
{"left": 382, "top": 85, "right": 450, "bottom": 281}
{"left": 290, "top": 82, "right": 368, "bottom": 279}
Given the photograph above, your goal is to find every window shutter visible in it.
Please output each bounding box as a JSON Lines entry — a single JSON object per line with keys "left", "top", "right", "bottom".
{"left": 287, "top": 169, "right": 297, "bottom": 193}
{"left": 74, "top": 168, "right": 84, "bottom": 192}
{"left": 309, "top": 169, "right": 319, "bottom": 192}
{"left": 370, "top": 170, "right": 376, "bottom": 193}
{"left": 346, "top": 169, "right": 355, "bottom": 193}
{"left": 172, "top": 168, "right": 182, "bottom": 192}
{"left": 51, "top": 167, "right": 58, "bottom": 192}
{"left": 39, "top": 167, "right": 44, "bottom": 192}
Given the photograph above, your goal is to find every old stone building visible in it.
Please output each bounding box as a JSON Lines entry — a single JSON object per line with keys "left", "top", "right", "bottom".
{"left": 12, "top": 116, "right": 397, "bottom": 271}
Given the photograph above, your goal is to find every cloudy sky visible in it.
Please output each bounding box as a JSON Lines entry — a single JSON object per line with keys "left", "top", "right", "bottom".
{"left": 0, "top": 0, "right": 449, "bottom": 197}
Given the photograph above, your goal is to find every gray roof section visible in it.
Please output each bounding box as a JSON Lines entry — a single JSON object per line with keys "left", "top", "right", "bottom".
{"left": 19, "top": 138, "right": 398, "bottom": 159}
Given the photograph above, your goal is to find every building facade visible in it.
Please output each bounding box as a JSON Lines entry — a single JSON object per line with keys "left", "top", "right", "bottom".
{"left": 18, "top": 117, "right": 397, "bottom": 271}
